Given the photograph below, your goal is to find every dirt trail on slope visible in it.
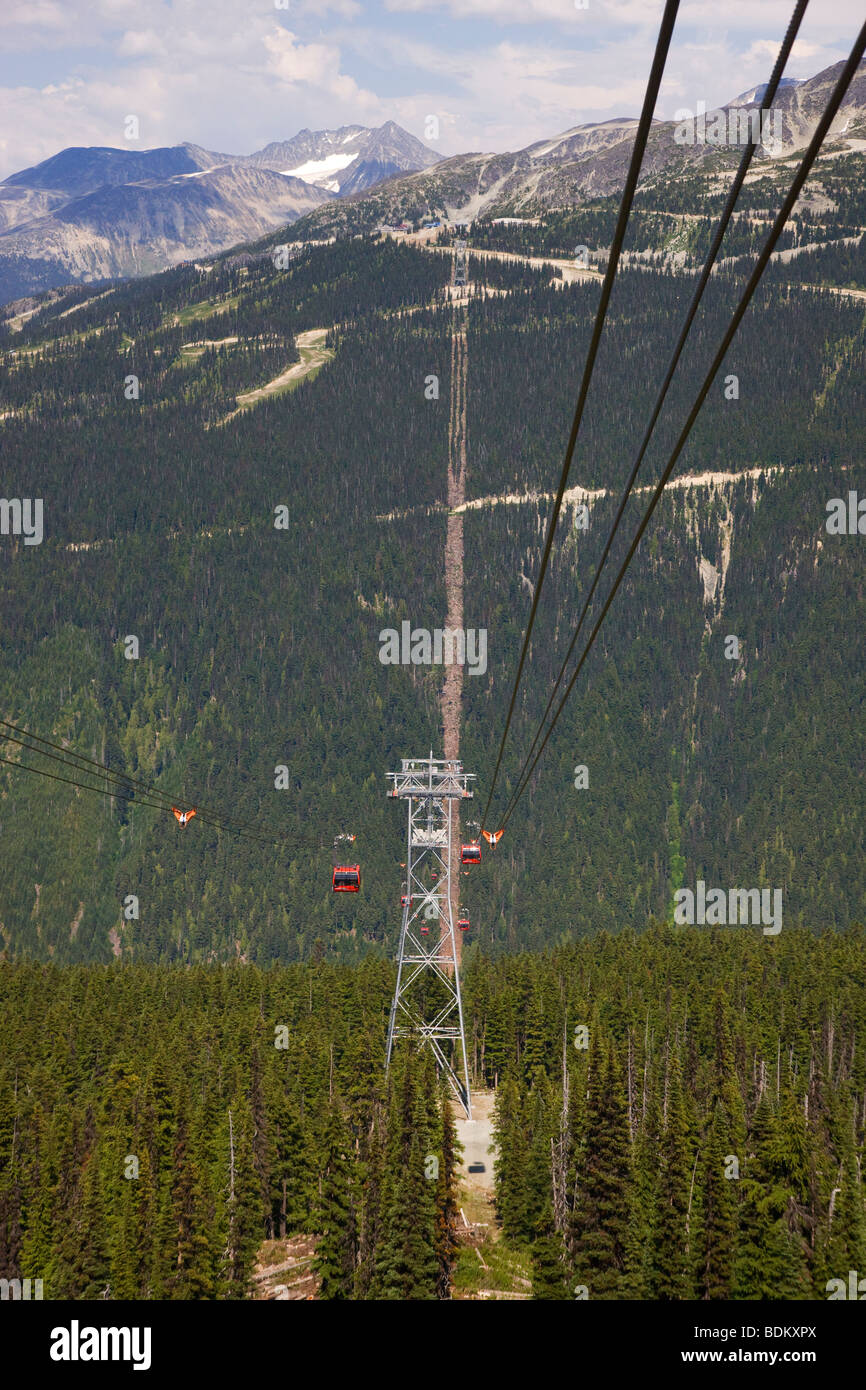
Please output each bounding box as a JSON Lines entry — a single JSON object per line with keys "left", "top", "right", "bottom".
{"left": 237, "top": 328, "right": 331, "bottom": 404}
{"left": 386, "top": 225, "right": 864, "bottom": 302}
{"left": 385, "top": 228, "right": 601, "bottom": 286}
{"left": 377, "top": 462, "right": 789, "bottom": 524}
{"left": 215, "top": 328, "right": 333, "bottom": 425}
{"left": 441, "top": 291, "right": 469, "bottom": 967}
{"left": 453, "top": 1089, "right": 496, "bottom": 1193}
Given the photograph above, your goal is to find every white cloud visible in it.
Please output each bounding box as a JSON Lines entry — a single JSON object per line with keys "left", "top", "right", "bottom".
{"left": 0, "top": 0, "right": 860, "bottom": 177}
{"left": 744, "top": 36, "right": 819, "bottom": 67}
{"left": 0, "top": 5, "right": 381, "bottom": 174}
{"left": 117, "top": 30, "right": 168, "bottom": 59}
{"left": 292, "top": 0, "right": 363, "bottom": 16}
{"left": 0, "top": 0, "right": 147, "bottom": 51}
{"left": 262, "top": 27, "right": 376, "bottom": 108}
{"left": 383, "top": 0, "right": 866, "bottom": 30}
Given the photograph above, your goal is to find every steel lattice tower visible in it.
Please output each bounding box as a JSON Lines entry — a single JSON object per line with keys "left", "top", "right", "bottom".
{"left": 386, "top": 754, "right": 473, "bottom": 1118}
{"left": 454, "top": 238, "right": 468, "bottom": 286}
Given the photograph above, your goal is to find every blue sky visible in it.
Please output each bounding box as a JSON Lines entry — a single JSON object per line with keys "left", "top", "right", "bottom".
{"left": 0, "top": 0, "right": 860, "bottom": 177}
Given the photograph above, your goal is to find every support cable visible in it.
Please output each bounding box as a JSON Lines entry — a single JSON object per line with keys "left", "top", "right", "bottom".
{"left": 497, "top": 21, "right": 866, "bottom": 833}
{"left": 479, "top": 0, "right": 682, "bottom": 835}
{"left": 0, "top": 722, "right": 283, "bottom": 842}
{"left": 493, "top": 0, "right": 810, "bottom": 833}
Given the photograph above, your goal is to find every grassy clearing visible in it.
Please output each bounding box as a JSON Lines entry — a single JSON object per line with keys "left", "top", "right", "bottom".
{"left": 451, "top": 1166, "right": 533, "bottom": 1300}
{"left": 177, "top": 335, "right": 240, "bottom": 363}
{"left": 10, "top": 325, "right": 106, "bottom": 359}
{"left": 170, "top": 294, "right": 240, "bottom": 328}
{"left": 452, "top": 1230, "right": 532, "bottom": 1300}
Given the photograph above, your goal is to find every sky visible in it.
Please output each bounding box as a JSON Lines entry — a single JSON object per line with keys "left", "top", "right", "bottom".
{"left": 0, "top": 0, "right": 862, "bottom": 178}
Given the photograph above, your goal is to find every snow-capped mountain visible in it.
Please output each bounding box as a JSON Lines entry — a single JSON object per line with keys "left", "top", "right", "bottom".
{"left": 0, "top": 123, "right": 440, "bottom": 301}
{"left": 246, "top": 122, "right": 439, "bottom": 194}
{"left": 731, "top": 75, "right": 802, "bottom": 106}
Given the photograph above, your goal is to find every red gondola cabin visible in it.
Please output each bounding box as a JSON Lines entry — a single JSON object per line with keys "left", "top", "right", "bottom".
{"left": 458, "top": 914, "right": 470, "bottom": 932}
{"left": 333, "top": 865, "right": 360, "bottom": 892}
{"left": 461, "top": 843, "right": 481, "bottom": 865}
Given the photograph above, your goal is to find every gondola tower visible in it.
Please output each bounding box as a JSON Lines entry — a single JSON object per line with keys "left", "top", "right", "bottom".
{"left": 386, "top": 754, "right": 473, "bottom": 1118}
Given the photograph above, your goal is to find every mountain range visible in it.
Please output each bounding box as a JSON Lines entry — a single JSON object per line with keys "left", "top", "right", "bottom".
{"left": 0, "top": 122, "right": 439, "bottom": 302}
{"left": 293, "top": 58, "right": 866, "bottom": 240}
{"left": 0, "top": 59, "right": 864, "bottom": 304}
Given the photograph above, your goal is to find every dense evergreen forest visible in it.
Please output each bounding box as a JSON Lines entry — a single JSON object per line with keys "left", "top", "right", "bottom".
{"left": 0, "top": 955, "right": 461, "bottom": 1299}
{"left": 1, "top": 927, "right": 864, "bottom": 1299}
{"left": 1, "top": 146, "right": 865, "bottom": 1302}
{"left": 0, "top": 200, "right": 864, "bottom": 959}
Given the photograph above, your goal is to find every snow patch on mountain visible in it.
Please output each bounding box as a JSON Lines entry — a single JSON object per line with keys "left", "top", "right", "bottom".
{"left": 280, "top": 153, "right": 358, "bottom": 186}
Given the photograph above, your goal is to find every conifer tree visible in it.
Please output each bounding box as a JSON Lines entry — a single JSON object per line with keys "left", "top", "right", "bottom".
{"left": 816, "top": 1096, "right": 866, "bottom": 1294}
{"left": 570, "top": 1045, "right": 633, "bottom": 1298}
{"left": 694, "top": 1102, "right": 736, "bottom": 1299}
{"left": 525, "top": 1068, "right": 557, "bottom": 1237}
{"left": 493, "top": 1073, "right": 530, "bottom": 1241}
{"left": 50, "top": 1114, "right": 111, "bottom": 1299}
{"left": 522, "top": 990, "right": 549, "bottom": 1081}
{"left": 218, "top": 1104, "right": 261, "bottom": 1299}
{"left": 167, "top": 1112, "right": 214, "bottom": 1299}
{"left": 483, "top": 992, "right": 509, "bottom": 1086}
{"left": 17, "top": 1106, "right": 55, "bottom": 1288}
{"left": 0, "top": 1176, "right": 23, "bottom": 1282}
{"left": 248, "top": 1045, "right": 275, "bottom": 1237}
{"left": 819, "top": 1146, "right": 863, "bottom": 1293}
{"left": 648, "top": 1051, "right": 694, "bottom": 1299}
{"left": 625, "top": 1075, "right": 661, "bottom": 1297}
{"left": 355, "top": 1101, "right": 385, "bottom": 1300}
{"left": 371, "top": 1052, "right": 438, "bottom": 1299}
{"left": 733, "top": 1096, "right": 811, "bottom": 1299}
{"left": 711, "top": 991, "right": 745, "bottom": 1145}
{"left": 314, "top": 1104, "right": 357, "bottom": 1299}
{"left": 532, "top": 1197, "right": 570, "bottom": 1299}
{"left": 434, "top": 1092, "right": 461, "bottom": 1299}
{"left": 269, "top": 1093, "right": 311, "bottom": 1239}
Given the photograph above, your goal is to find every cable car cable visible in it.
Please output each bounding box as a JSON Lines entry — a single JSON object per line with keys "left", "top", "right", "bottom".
{"left": 0, "top": 731, "right": 254, "bottom": 840}
{"left": 478, "top": 0, "right": 682, "bottom": 836}
{"left": 0, "top": 727, "right": 186, "bottom": 810}
{"left": 496, "top": 20, "right": 866, "bottom": 833}
{"left": 0, "top": 736, "right": 277, "bottom": 843}
{"left": 0, "top": 753, "right": 172, "bottom": 813}
{"left": 0, "top": 750, "right": 274, "bottom": 843}
{"left": 492, "top": 0, "right": 810, "bottom": 832}
{"left": 499, "top": 23, "right": 866, "bottom": 830}
{"left": 3, "top": 723, "right": 272, "bottom": 838}
{"left": 0, "top": 717, "right": 255, "bottom": 830}
{"left": 0, "top": 718, "right": 287, "bottom": 841}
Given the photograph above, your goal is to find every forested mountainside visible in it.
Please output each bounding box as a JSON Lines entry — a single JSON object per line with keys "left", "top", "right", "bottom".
{"left": 1, "top": 157, "right": 865, "bottom": 961}
{"left": 2, "top": 928, "right": 864, "bottom": 1299}
{"left": 288, "top": 58, "right": 866, "bottom": 243}
{"left": 465, "top": 155, "right": 866, "bottom": 279}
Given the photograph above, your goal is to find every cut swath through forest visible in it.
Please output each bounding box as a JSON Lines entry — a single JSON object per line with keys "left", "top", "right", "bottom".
{"left": 441, "top": 257, "right": 469, "bottom": 967}
{"left": 215, "top": 327, "right": 334, "bottom": 426}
